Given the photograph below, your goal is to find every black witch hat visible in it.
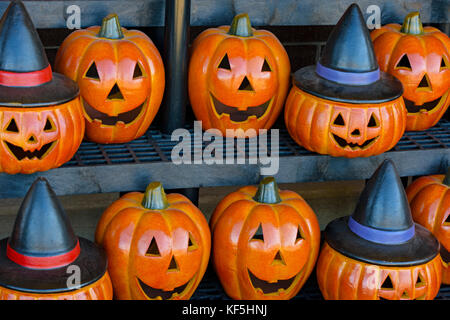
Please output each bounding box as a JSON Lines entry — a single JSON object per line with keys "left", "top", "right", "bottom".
{"left": 324, "top": 159, "right": 439, "bottom": 266}
{"left": 294, "top": 3, "right": 403, "bottom": 104}
{"left": 0, "top": 178, "right": 107, "bottom": 293}
{"left": 0, "top": 0, "right": 78, "bottom": 107}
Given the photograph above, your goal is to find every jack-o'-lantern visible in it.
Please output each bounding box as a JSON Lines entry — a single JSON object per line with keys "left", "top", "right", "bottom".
{"left": 0, "top": 1, "right": 84, "bottom": 174}
{"left": 316, "top": 160, "right": 441, "bottom": 300}
{"left": 285, "top": 4, "right": 405, "bottom": 158}
{"left": 188, "top": 13, "right": 290, "bottom": 137}
{"left": 210, "top": 177, "right": 320, "bottom": 300}
{"left": 55, "top": 14, "right": 164, "bottom": 144}
{"left": 406, "top": 168, "right": 450, "bottom": 284}
{"left": 371, "top": 12, "right": 450, "bottom": 131}
{"left": 95, "top": 182, "right": 210, "bottom": 300}
{"left": 0, "top": 177, "right": 112, "bottom": 300}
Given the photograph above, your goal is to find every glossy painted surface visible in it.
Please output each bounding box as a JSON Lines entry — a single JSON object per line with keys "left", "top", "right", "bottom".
{"left": 284, "top": 86, "right": 406, "bottom": 158}
{"left": 406, "top": 173, "right": 450, "bottom": 284}
{"left": 188, "top": 16, "right": 290, "bottom": 137}
{"left": 371, "top": 16, "right": 450, "bottom": 131}
{"left": 316, "top": 242, "right": 442, "bottom": 300}
{"left": 210, "top": 183, "right": 320, "bottom": 300}
{"left": 55, "top": 20, "right": 165, "bottom": 144}
{"left": 95, "top": 190, "right": 210, "bottom": 300}
{"left": 0, "top": 272, "right": 112, "bottom": 300}
{"left": 0, "top": 98, "right": 84, "bottom": 174}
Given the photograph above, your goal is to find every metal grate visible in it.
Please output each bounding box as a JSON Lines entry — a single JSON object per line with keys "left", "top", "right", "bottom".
{"left": 191, "top": 266, "right": 450, "bottom": 300}
{"left": 63, "top": 120, "right": 450, "bottom": 168}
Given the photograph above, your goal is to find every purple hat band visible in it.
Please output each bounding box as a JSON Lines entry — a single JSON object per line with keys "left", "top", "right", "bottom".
{"left": 316, "top": 62, "right": 380, "bottom": 85}
{"left": 348, "top": 217, "right": 415, "bottom": 245}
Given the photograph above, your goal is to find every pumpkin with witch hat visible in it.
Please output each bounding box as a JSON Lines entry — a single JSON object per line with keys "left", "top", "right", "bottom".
{"left": 406, "top": 168, "right": 450, "bottom": 284}
{"left": 210, "top": 177, "right": 320, "bottom": 300}
{"left": 55, "top": 13, "right": 165, "bottom": 144}
{"left": 316, "top": 160, "right": 441, "bottom": 300}
{"left": 371, "top": 12, "right": 450, "bottom": 131}
{"left": 285, "top": 3, "right": 406, "bottom": 158}
{"left": 188, "top": 13, "right": 290, "bottom": 138}
{"left": 0, "top": 1, "right": 84, "bottom": 174}
{"left": 0, "top": 177, "right": 112, "bottom": 299}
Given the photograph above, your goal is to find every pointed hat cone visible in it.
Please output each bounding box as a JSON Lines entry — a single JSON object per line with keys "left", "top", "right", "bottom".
{"left": 324, "top": 159, "right": 439, "bottom": 266}
{"left": 0, "top": 0, "right": 78, "bottom": 107}
{"left": 0, "top": 177, "right": 107, "bottom": 294}
{"left": 293, "top": 3, "right": 403, "bottom": 104}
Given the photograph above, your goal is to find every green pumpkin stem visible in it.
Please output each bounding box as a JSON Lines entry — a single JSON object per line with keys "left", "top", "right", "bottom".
{"left": 228, "top": 13, "right": 254, "bottom": 37}
{"left": 253, "top": 177, "right": 281, "bottom": 204}
{"left": 400, "top": 12, "right": 424, "bottom": 35}
{"left": 97, "top": 14, "right": 124, "bottom": 39}
{"left": 142, "top": 182, "right": 169, "bottom": 210}
{"left": 443, "top": 168, "right": 450, "bottom": 186}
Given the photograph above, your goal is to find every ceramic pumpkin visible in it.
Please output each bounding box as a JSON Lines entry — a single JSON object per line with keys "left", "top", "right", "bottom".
{"left": 317, "top": 160, "right": 441, "bottom": 300}
{"left": 55, "top": 14, "right": 165, "bottom": 144}
{"left": 285, "top": 4, "right": 405, "bottom": 158}
{"left": 188, "top": 13, "right": 290, "bottom": 137}
{"left": 0, "top": 177, "right": 112, "bottom": 300}
{"left": 406, "top": 168, "right": 450, "bottom": 284}
{"left": 371, "top": 12, "right": 450, "bottom": 131}
{"left": 0, "top": 1, "right": 84, "bottom": 174}
{"left": 95, "top": 182, "right": 210, "bottom": 300}
{"left": 210, "top": 177, "right": 320, "bottom": 300}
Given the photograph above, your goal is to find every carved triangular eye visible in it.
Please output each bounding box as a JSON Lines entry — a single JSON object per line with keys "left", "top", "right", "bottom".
{"left": 85, "top": 62, "right": 100, "bottom": 79}
{"left": 218, "top": 54, "right": 231, "bottom": 70}
{"left": 440, "top": 56, "right": 449, "bottom": 71}
{"left": 381, "top": 275, "right": 394, "bottom": 289}
{"left": 133, "top": 62, "right": 144, "bottom": 79}
{"left": 368, "top": 114, "right": 378, "bottom": 128}
{"left": 5, "top": 118, "right": 19, "bottom": 133}
{"left": 44, "top": 118, "right": 55, "bottom": 132}
{"left": 146, "top": 237, "right": 161, "bottom": 256}
{"left": 251, "top": 224, "right": 264, "bottom": 241}
{"left": 396, "top": 54, "right": 412, "bottom": 70}
{"left": 295, "top": 226, "right": 304, "bottom": 243}
{"left": 444, "top": 214, "right": 450, "bottom": 225}
{"left": 261, "top": 58, "right": 271, "bottom": 72}
{"left": 333, "top": 113, "right": 345, "bottom": 126}
{"left": 188, "top": 233, "right": 198, "bottom": 251}
{"left": 415, "top": 272, "right": 426, "bottom": 287}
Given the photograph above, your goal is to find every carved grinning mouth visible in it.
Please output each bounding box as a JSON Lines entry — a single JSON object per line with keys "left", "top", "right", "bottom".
{"left": 136, "top": 276, "right": 194, "bottom": 300}
{"left": 403, "top": 95, "right": 446, "bottom": 114}
{"left": 210, "top": 94, "right": 272, "bottom": 122}
{"left": 82, "top": 99, "right": 145, "bottom": 126}
{"left": 332, "top": 134, "right": 378, "bottom": 150}
{"left": 248, "top": 269, "right": 297, "bottom": 295}
{"left": 4, "top": 140, "right": 56, "bottom": 160}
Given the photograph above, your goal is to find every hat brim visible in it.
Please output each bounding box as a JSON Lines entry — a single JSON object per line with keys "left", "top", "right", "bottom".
{"left": 0, "top": 237, "right": 107, "bottom": 293}
{"left": 324, "top": 216, "right": 440, "bottom": 266}
{"left": 0, "top": 73, "right": 79, "bottom": 107}
{"left": 293, "top": 65, "right": 404, "bottom": 104}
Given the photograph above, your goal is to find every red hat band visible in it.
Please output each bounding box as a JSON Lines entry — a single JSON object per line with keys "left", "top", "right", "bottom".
{"left": 0, "top": 64, "right": 52, "bottom": 87}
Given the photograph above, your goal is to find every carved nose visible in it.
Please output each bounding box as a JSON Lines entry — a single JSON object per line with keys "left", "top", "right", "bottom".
{"left": 107, "top": 83, "right": 124, "bottom": 100}
{"left": 271, "top": 250, "right": 286, "bottom": 266}
{"left": 351, "top": 129, "right": 361, "bottom": 137}
{"left": 28, "top": 134, "right": 37, "bottom": 144}
{"left": 238, "top": 76, "right": 254, "bottom": 92}
{"left": 167, "top": 256, "right": 179, "bottom": 272}
{"left": 417, "top": 74, "right": 432, "bottom": 91}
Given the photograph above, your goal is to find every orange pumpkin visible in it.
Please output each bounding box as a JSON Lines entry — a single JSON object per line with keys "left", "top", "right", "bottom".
{"left": 316, "top": 242, "right": 442, "bottom": 300}
{"left": 55, "top": 14, "right": 165, "bottom": 144}
{"left": 188, "top": 13, "right": 290, "bottom": 137}
{"left": 0, "top": 273, "right": 112, "bottom": 300}
{"left": 406, "top": 169, "right": 450, "bottom": 284}
{"left": 371, "top": 12, "right": 450, "bottom": 131}
{"left": 284, "top": 88, "right": 406, "bottom": 158}
{"left": 0, "top": 100, "right": 84, "bottom": 174}
{"left": 210, "top": 177, "right": 320, "bottom": 300}
{"left": 95, "top": 182, "right": 210, "bottom": 300}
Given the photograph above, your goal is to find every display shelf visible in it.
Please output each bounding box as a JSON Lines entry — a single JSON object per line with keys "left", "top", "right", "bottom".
{"left": 0, "top": 120, "right": 448, "bottom": 199}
